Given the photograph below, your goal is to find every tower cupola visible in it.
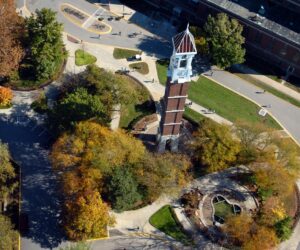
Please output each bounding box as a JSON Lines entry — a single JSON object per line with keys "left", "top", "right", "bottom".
{"left": 169, "top": 25, "right": 197, "bottom": 83}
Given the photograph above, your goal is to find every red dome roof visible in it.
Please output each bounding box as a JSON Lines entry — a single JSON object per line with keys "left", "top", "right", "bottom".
{"left": 172, "top": 26, "right": 197, "bottom": 54}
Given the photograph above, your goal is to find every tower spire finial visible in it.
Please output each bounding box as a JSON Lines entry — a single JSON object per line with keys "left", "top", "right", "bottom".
{"left": 186, "top": 23, "right": 190, "bottom": 31}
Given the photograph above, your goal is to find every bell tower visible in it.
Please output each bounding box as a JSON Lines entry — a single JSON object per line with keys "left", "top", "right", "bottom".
{"left": 157, "top": 25, "right": 197, "bottom": 152}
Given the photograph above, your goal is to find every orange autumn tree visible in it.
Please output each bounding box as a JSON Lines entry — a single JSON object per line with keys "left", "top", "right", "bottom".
{"left": 243, "top": 226, "right": 278, "bottom": 250}
{"left": 64, "top": 190, "right": 115, "bottom": 241}
{"left": 0, "top": 0, "right": 24, "bottom": 77}
{"left": 0, "top": 87, "right": 13, "bottom": 106}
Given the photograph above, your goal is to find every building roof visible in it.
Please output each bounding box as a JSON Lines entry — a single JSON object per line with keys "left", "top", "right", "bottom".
{"left": 205, "top": 0, "right": 300, "bottom": 46}
{"left": 172, "top": 25, "right": 197, "bottom": 54}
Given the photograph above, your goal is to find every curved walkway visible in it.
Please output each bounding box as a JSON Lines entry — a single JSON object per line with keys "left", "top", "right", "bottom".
{"left": 14, "top": 1, "right": 300, "bottom": 249}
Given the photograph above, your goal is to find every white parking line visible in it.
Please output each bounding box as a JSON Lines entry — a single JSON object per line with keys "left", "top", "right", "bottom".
{"left": 81, "top": 7, "right": 104, "bottom": 29}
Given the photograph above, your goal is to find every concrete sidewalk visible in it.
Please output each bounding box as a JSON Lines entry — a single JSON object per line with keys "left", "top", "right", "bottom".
{"left": 64, "top": 35, "right": 231, "bottom": 126}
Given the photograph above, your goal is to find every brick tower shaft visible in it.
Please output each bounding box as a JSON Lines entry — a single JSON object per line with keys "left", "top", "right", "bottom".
{"left": 157, "top": 25, "right": 197, "bottom": 152}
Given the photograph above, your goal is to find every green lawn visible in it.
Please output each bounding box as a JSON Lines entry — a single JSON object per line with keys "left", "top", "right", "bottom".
{"left": 188, "top": 76, "right": 281, "bottom": 129}
{"left": 129, "top": 62, "right": 149, "bottom": 75}
{"left": 156, "top": 60, "right": 280, "bottom": 129}
{"left": 183, "top": 107, "right": 205, "bottom": 124}
{"left": 149, "top": 205, "right": 190, "bottom": 243}
{"left": 235, "top": 73, "right": 300, "bottom": 108}
{"left": 214, "top": 201, "right": 234, "bottom": 219}
{"left": 119, "top": 76, "right": 155, "bottom": 129}
{"left": 75, "top": 49, "right": 97, "bottom": 66}
{"left": 113, "top": 48, "right": 141, "bottom": 59}
{"left": 156, "top": 59, "right": 169, "bottom": 85}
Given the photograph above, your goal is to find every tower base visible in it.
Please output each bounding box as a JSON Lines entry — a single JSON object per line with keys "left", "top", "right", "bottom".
{"left": 157, "top": 134, "right": 179, "bottom": 153}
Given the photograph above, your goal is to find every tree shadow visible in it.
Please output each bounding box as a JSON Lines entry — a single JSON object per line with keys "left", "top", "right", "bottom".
{"left": 0, "top": 115, "right": 66, "bottom": 248}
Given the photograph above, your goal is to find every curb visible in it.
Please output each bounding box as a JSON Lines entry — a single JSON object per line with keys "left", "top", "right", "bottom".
{"left": 233, "top": 73, "right": 300, "bottom": 110}
{"left": 203, "top": 74, "right": 300, "bottom": 148}
{"left": 60, "top": 3, "right": 112, "bottom": 35}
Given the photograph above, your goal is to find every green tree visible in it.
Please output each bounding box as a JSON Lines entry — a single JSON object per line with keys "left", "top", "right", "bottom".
{"left": 275, "top": 216, "right": 293, "bottom": 241}
{"left": 191, "top": 119, "right": 241, "bottom": 172}
{"left": 64, "top": 190, "right": 114, "bottom": 241}
{"left": 0, "top": 142, "right": 17, "bottom": 211}
{"left": 204, "top": 13, "right": 245, "bottom": 68}
{"left": 189, "top": 26, "right": 209, "bottom": 56}
{"left": 0, "top": 214, "right": 18, "bottom": 250}
{"left": 134, "top": 153, "right": 191, "bottom": 202}
{"left": 84, "top": 65, "right": 146, "bottom": 107}
{"left": 235, "top": 121, "right": 276, "bottom": 164}
{"left": 26, "top": 8, "right": 66, "bottom": 80}
{"left": 108, "top": 167, "right": 141, "bottom": 212}
{"left": 49, "top": 87, "right": 110, "bottom": 131}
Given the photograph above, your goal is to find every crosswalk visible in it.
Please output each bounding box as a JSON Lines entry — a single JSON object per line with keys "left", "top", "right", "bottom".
{"left": 82, "top": 7, "right": 105, "bottom": 29}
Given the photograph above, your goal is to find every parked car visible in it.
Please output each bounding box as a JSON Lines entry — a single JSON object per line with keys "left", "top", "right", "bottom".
{"left": 127, "top": 54, "right": 142, "bottom": 62}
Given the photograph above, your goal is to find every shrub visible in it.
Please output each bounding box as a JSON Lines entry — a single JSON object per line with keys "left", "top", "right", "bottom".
{"left": 275, "top": 216, "right": 293, "bottom": 241}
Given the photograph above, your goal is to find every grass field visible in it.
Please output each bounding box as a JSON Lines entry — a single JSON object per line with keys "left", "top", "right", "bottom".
{"left": 113, "top": 48, "right": 141, "bottom": 59}
{"left": 149, "top": 205, "right": 190, "bottom": 243}
{"left": 75, "top": 49, "right": 97, "bottom": 66}
{"left": 156, "top": 59, "right": 169, "bottom": 85}
{"left": 129, "top": 62, "right": 149, "bottom": 75}
{"left": 119, "top": 76, "right": 155, "bottom": 129}
{"left": 183, "top": 107, "right": 205, "bottom": 124}
{"left": 155, "top": 60, "right": 280, "bottom": 129}
{"left": 214, "top": 201, "right": 234, "bottom": 219}
{"left": 188, "top": 76, "right": 280, "bottom": 129}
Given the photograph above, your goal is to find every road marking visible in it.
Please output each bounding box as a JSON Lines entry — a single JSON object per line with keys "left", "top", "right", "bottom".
{"left": 82, "top": 7, "right": 103, "bottom": 28}
{"left": 60, "top": 4, "right": 112, "bottom": 35}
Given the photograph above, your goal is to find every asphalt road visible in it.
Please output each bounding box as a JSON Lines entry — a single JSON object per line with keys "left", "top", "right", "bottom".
{"left": 209, "top": 69, "right": 300, "bottom": 146}
{"left": 0, "top": 112, "right": 64, "bottom": 249}
{"left": 23, "top": 0, "right": 173, "bottom": 58}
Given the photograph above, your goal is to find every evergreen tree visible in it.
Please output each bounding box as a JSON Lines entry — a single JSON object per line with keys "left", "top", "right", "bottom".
{"left": 108, "top": 167, "right": 141, "bottom": 212}
{"left": 26, "top": 8, "right": 66, "bottom": 80}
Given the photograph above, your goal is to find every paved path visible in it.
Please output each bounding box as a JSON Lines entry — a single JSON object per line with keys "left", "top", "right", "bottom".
{"left": 0, "top": 93, "right": 64, "bottom": 250}
{"left": 21, "top": 0, "right": 173, "bottom": 58}
{"left": 64, "top": 37, "right": 231, "bottom": 126}
{"left": 13, "top": 1, "right": 300, "bottom": 249}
